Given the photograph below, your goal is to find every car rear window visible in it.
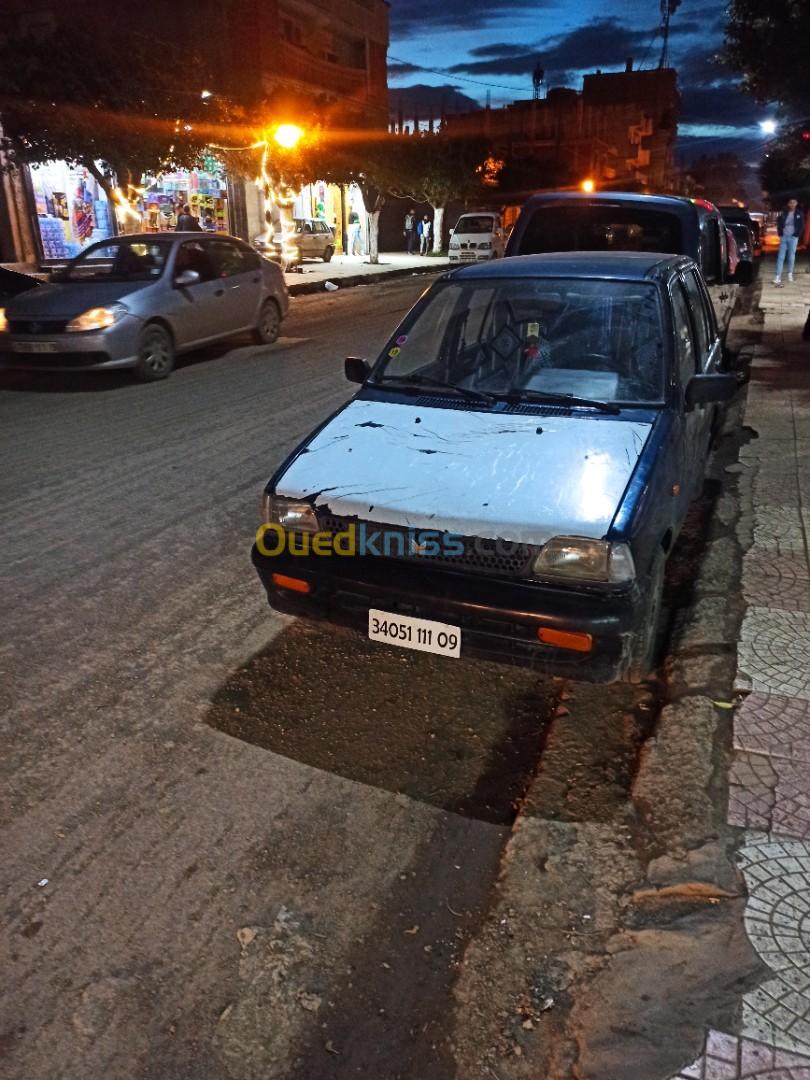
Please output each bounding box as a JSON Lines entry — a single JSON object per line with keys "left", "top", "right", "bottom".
{"left": 515, "top": 204, "right": 683, "bottom": 256}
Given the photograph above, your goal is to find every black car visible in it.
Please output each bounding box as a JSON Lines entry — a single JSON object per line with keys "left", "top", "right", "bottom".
{"left": 718, "top": 205, "right": 762, "bottom": 258}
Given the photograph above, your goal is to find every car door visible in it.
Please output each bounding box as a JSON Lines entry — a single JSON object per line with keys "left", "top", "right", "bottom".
{"left": 699, "top": 215, "right": 735, "bottom": 337}
{"left": 669, "top": 276, "right": 704, "bottom": 509}
{"left": 206, "top": 238, "right": 259, "bottom": 331}
{"left": 681, "top": 267, "right": 721, "bottom": 458}
{"left": 167, "top": 240, "right": 226, "bottom": 346}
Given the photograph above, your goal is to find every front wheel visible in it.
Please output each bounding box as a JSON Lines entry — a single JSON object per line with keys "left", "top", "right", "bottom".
{"left": 322, "top": 246, "right": 334, "bottom": 263}
{"left": 253, "top": 298, "right": 281, "bottom": 345}
{"left": 134, "top": 323, "right": 175, "bottom": 381}
{"left": 624, "top": 551, "right": 666, "bottom": 684}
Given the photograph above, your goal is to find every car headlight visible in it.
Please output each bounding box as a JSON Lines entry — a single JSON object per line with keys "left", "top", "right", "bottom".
{"left": 0, "top": 308, "right": 7, "bottom": 334}
{"left": 66, "top": 303, "right": 127, "bottom": 332}
{"left": 478, "top": 241, "right": 492, "bottom": 249}
{"left": 449, "top": 241, "right": 460, "bottom": 250}
{"left": 532, "top": 537, "right": 635, "bottom": 584}
{"left": 262, "top": 494, "right": 319, "bottom": 532}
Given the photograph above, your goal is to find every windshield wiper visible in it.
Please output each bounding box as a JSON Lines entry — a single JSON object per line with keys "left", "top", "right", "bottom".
{"left": 497, "top": 388, "right": 620, "bottom": 414}
{"left": 374, "top": 374, "right": 496, "bottom": 404}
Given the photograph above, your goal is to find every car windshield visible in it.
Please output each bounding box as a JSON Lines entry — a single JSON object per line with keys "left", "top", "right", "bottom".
{"left": 63, "top": 239, "right": 171, "bottom": 282}
{"left": 373, "top": 278, "right": 665, "bottom": 405}
{"left": 455, "top": 216, "right": 496, "bottom": 234}
{"left": 517, "top": 204, "right": 683, "bottom": 255}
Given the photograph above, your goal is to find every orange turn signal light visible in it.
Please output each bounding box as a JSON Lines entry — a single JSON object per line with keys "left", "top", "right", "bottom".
{"left": 537, "top": 627, "right": 593, "bottom": 653}
{"left": 271, "top": 573, "right": 310, "bottom": 594}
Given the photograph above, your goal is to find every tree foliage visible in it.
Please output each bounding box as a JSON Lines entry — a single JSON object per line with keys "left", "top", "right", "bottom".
{"left": 761, "top": 132, "right": 810, "bottom": 203}
{"left": 0, "top": 22, "right": 220, "bottom": 201}
{"left": 723, "top": 0, "right": 810, "bottom": 114}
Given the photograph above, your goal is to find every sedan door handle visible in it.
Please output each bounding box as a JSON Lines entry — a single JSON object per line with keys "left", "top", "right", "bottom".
{"left": 214, "top": 288, "right": 225, "bottom": 297}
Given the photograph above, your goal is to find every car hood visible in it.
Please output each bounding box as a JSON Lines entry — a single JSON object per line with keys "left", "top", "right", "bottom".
{"left": 276, "top": 398, "right": 653, "bottom": 545}
{"left": 5, "top": 280, "right": 154, "bottom": 318}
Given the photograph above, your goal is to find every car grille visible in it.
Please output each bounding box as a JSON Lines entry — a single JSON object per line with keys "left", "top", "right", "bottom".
{"left": 8, "top": 318, "right": 69, "bottom": 334}
{"left": 318, "top": 514, "right": 536, "bottom": 578}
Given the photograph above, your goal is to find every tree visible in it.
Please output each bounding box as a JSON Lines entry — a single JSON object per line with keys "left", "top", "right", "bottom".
{"left": 760, "top": 132, "right": 810, "bottom": 204}
{"left": 389, "top": 132, "right": 500, "bottom": 253}
{"left": 0, "top": 22, "right": 220, "bottom": 222}
{"left": 723, "top": 0, "right": 810, "bottom": 114}
{"left": 687, "top": 153, "right": 750, "bottom": 204}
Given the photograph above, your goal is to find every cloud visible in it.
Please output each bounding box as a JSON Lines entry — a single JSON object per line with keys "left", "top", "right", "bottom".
{"left": 389, "top": 0, "right": 542, "bottom": 33}
{"left": 388, "top": 61, "right": 421, "bottom": 77}
{"left": 680, "top": 85, "right": 761, "bottom": 128}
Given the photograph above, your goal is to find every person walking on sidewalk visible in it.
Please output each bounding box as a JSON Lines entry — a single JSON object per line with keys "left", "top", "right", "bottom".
{"left": 403, "top": 209, "right": 416, "bottom": 254}
{"left": 419, "top": 214, "right": 432, "bottom": 255}
{"left": 774, "top": 198, "right": 805, "bottom": 285}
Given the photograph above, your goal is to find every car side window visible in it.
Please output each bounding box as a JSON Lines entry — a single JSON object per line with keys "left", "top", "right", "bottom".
{"left": 175, "top": 241, "right": 216, "bottom": 283}
{"left": 207, "top": 240, "right": 247, "bottom": 278}
{"left": 236, "top": 242, "right": 261, "bottom": 272}
{"left": 699, "top": 219, "right": 721, "bottom": 284}
{"left": 670, "top": 281, "right": 697, "bottom": 387}
{"left": 680, "top": 270, "right": 710, "bottom": 362}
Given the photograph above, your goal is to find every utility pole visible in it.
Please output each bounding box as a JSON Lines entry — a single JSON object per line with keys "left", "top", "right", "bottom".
{"left": 658, "top": 0, "right": 681, "bottom": 68}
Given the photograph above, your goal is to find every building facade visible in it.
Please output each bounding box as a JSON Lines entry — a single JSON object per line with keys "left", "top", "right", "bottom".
{"left": 444, "top": 65, "right": 679, "bottom": 200}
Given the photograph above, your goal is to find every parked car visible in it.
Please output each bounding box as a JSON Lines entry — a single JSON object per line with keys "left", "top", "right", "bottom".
{"left": 256, "top": 219, "right": 336, "bottom": 267}
{"left": 726, "top": 222, "right": 757, "bottom": 278}
{"left": 0, "top": 266, "right": 41, "bottom": 305}
{"left": 725, "top": 226, "right": 740, "bottom": 279}
{"left": 448, "top": 212, "right": 505, "bottom": 263}
{"left": 0, "top": 233, "right": 289, "bottom": 380}
{"left": 252, "top": 252, "right": 737, "bottom": 683}
{"left": 504, "top": 191, "right": 744, "bottom": 338}
{"left": 718, "top": 205, "right": 762, "bottom": 258}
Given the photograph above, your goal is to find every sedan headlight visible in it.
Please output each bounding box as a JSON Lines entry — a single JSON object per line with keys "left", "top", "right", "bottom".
{"left": 478, "top": 240, "right": 492, "bottom": 249}
{"left": 0, "top": 308, "right": 7, "bottom": 334}
{"left": 532, "top": 537, "right": 635, "bottom": 584}
{"left": 66, "top": 303, "right": 127, "bottom": 333}
{"left": 262, "top": 493, "right": 319, "bottom": 533}
{"left": 449, "top": 241, "right": 460, "bottom": 250}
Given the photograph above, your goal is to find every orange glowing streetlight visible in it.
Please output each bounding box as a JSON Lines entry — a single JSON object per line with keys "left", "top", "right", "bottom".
{"left": 273, "top": 123, "right": 304, "bottom": 150}
{"left": 581, "top": 178, "right": 595, "bottom": 193}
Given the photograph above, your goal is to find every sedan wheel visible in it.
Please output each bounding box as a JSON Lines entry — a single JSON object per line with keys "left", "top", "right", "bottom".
{"left": 253, "top": 298, "right": 281, "bottom": 345}
{"left": 322, "top": 246, "right": 334, "bottom": 263}
{"left": 134, "top": 324, "right": 175, "bottom": 381}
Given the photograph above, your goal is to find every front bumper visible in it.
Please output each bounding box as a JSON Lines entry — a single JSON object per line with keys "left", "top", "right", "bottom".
{"left": 0, "top": 317, "right": 141, "bottom": 371}
{"left": 251, "top": 547, "right": 642, "bottom": 682}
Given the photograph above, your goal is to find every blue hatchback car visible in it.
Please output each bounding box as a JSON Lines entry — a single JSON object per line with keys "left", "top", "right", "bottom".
{"left": 252, "top": 252, "right": 737, "bottom": 682}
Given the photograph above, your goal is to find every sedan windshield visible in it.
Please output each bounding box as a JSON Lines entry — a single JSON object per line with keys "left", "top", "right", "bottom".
{"left": 374, "top": 278, "right": 665, "bottom": 405}
{"left": 63, "top": 239, "right": 171, "bottom": 282}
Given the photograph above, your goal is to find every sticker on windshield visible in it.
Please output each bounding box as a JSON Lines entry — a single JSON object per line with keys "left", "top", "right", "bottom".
{"left": 388, "top": 346, "right": 401, "bottom": 357}
{"left": 396, "top": 334, "right": 408, "bottom": 345}
{"left": 527, "top": 322, "right": 540, "bottom": 338}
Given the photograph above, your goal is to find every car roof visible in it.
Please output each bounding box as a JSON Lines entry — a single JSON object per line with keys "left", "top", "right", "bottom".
{"left": 445, "top": 251, "right": 690, "bottom": 282}
{"left": 517, "top": 190, "right": 717, "bottom": 215}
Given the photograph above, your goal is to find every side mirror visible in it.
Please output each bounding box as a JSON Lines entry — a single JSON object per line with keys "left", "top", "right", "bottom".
{"left": 685, "top": 372, "right": 738, "bottom": 410}
{"left": 733, "top": 261, "right": 754, "bottom": 287}
{"left": 345, "top": 356, "right": 371, "bottom": 383}
{"left": 175, "top": 269, "right": 201, "bottom": 287}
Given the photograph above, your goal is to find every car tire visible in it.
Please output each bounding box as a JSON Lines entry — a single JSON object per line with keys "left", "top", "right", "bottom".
{"left": 253, "top": 298, "right": 281, "bottom": 346}
{"left": 134, "top": 323, "right": 175, "bottom": 381}
{"left": 322, "top": 246, "right": 334, "bottom": 263}
{"left": 624, "top": 550, "right": 666, "bottom": 684}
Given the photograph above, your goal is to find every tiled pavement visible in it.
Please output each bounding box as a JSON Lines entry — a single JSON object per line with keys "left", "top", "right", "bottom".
{"left": 675, "top": 263, "right": 810, "bottom": 1079}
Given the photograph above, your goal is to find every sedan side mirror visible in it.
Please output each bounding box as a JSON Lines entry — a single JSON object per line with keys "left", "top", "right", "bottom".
{"left": 345, "top": 356, "right": 372, "bottom": 383}
{"left": 175, "top": 269, "right": 201, "bottom": 287}
{"left": 685, "top": 372, "right": 738, "bottom": 410}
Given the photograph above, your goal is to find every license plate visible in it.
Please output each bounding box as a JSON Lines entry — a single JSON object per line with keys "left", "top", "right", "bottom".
{"left": 368, "top": 609, "right": 461, "bottom": 658}
{"left": 12, "top": 341, "right": 58, "bottom": 354}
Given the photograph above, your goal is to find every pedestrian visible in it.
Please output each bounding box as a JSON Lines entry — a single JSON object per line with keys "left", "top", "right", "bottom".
{"left": 403, "top": 208, "right": 416, "bottom": 254}
{"left": 773, "top": 198, "right": 805, "bottom": 285}
{"left": 202, "top": 212, "right": 216, "bottom": 232}
{"left": 419, "top": 214, "right": 432, "bottom": 255}
{"left": 348, "top": 209, "right": 361, "bottom": 256}
{"left": 176, "top": 204, "right": 202, "bottom": 232}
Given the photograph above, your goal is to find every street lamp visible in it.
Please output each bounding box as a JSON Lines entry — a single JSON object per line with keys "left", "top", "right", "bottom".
{"left": 581, "top": 178, "right": 595, "bottom": 193}
{"left": 759, "top": 119, "right": 777, "bottom": 135}
{"left": 273, "top": 124, "right": 304, "bottom": 150}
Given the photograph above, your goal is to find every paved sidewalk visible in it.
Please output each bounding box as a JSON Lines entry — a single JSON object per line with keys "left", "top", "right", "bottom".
{"left": 674, "top": 263, "right": 810, "bottom": 1077}
{"left": 283, "top": 251, "right": 450, "bottom": 295}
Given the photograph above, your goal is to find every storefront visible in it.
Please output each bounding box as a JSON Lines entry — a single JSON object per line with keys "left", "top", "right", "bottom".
{"left": 136, "top": 163, "right": 230, "bottom": 234}
{"left": 291, "top": 181, "right": 367, "bottom": 255}
{"left": 29, "top": 161, "right": 115, "bottom": 261}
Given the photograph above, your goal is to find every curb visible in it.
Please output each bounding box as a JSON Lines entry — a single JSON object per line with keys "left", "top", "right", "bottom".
{"left": 286, "top": 262, "right": 447, "bottom": 296}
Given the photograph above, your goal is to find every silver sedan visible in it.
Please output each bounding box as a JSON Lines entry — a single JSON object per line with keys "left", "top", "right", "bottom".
{"left": 0, "top": 233, "right": 289, "bottom": 380}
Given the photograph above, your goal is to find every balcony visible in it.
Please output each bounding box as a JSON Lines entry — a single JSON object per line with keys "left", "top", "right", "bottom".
{"left": 276, "top": 40, "right": 368, "bottom": 100}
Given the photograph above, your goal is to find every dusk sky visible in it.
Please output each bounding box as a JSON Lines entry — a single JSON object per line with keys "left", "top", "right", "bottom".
{"left": 386, "top": 0, "right": 771, "bottom": 163}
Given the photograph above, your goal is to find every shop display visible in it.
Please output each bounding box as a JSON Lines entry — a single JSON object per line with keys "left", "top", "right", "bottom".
{"left": 137, "top": 167, "right": 229, "bottom": 233}
{"left": 30, "top": 161, "right": 115, "bottom": 260}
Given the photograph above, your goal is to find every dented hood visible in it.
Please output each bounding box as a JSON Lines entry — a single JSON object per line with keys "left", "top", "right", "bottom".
{"left": 276, "top": 398, "right": 653, "bottom": 545}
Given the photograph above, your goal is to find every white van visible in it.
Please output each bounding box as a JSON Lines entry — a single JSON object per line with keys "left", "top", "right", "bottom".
{"left": 448, "top": 212, "right": 504, "bottom": 263}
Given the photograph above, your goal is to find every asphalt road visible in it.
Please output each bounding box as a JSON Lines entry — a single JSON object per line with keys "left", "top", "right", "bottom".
{"left": 0, "top": 276, "right": 736, "bottom": 1079}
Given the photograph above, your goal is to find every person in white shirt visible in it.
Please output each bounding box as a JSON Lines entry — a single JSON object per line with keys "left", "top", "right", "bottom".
{"left": 774, "top": 198, "right": 805, "bottom": 285}
{"left": 419, "top": 214, "right": 432, "bottom": 255}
